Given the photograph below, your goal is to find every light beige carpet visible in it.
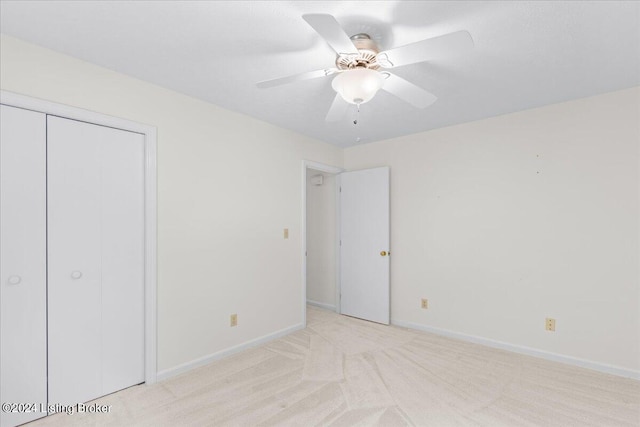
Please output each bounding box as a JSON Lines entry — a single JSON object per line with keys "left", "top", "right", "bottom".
{"left": 30, "top": 305, "right": 639, "bottom": 426}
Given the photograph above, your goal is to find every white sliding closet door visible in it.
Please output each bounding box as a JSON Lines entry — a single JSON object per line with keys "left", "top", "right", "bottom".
{"left": 0, "top": 105, "right": 47, "bottom": 427}
{"left": 47, "top": 116, "right": 145, "bottom": 404}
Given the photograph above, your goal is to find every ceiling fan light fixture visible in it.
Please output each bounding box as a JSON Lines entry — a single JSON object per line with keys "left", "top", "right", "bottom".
{"left": 331, "top": 68, "right": 384, "bottom": 105}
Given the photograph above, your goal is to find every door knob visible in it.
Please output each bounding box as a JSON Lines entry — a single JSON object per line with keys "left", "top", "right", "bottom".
{"left": 71, "top": 271, "right": 83, "bottom": 280}
{"left": 8, "top": 275, "right": 21, "bottom": 285}
{"left": 380, "top": 251, "right": 387, "bottom": 256}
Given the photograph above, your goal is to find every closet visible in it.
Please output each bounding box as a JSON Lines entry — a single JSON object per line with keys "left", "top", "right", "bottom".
{"left": 1, "top": 104, "right": 145, "bottom": 427}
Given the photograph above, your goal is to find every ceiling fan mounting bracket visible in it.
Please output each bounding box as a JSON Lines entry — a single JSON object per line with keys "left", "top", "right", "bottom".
{"left": 335, "top": 33, "right": 381, "bottom": 70}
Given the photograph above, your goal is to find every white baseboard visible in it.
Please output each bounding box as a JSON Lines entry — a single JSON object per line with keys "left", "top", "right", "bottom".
{"left": 156, "top": 323, "right": 304, "bottom": 381}
{"left": 392, "top": 319, "right": 639, "bottom": 380}
{"left": 306, "top": 300, "right": 336, "bottom": 312}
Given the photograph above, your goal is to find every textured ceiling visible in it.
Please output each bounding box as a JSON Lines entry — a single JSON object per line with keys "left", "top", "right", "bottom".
{"left": 1, "top": 1, "right": 639, "bottom": 147}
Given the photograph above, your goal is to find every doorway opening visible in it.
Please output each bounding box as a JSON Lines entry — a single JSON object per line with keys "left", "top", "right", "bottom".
{"left": 302, "top": 161, "right": 343, "bottom": 326}
{"left": 302, "top": 161, "right": 390, "bottom": 327}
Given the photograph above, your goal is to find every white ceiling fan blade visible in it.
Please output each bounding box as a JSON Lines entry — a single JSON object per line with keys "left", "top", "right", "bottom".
{"left": 325, "top": 94, "right": 350, "bottom": 122}
{"left": 256, "top": 68, "right": 338, "bottom": 89}
{"left": 377, "top": 30, "right": 473, "bottom": 68}
{"left": 302, "top": 14, "right": 359, "bottom": 55}
{"left": 381, "top": 73, "right": 437, "bottom": 108}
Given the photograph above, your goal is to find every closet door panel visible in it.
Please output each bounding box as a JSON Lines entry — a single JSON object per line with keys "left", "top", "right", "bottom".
{"left": 47, "top": 116, "right": 102, "bottom": 404}
{"left": 0, "top": 105, "right": 47, "bottom": 427}
{"left": 100, "top": 127, "right": 145, "bottom": 394}
{"left": 47, "top": 116, "right": 145, "bottom": 405}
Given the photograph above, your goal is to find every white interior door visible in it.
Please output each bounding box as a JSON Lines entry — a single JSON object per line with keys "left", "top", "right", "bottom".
{"left": 47, "top": 116, "right": 145, "bottom": 405}
{"left": 339, "top": 166, "right": 390, "bottom": 324}
{"left": 0, "top": 105, "right": 48, "bottom": 427}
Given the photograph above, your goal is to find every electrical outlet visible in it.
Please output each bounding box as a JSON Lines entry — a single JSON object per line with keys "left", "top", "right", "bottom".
{"left": 545, "top": 317, "right": 555, "bottom": 331}
{"left": 421, "top": 298, "right": 428, "bottom": 309}
{"left": 230, "top": 314, "right": 238, "bottom": 327}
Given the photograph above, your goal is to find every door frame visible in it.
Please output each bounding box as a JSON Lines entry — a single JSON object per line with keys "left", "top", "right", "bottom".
{"left": 0, "top": 90, "right": 158, "bottom": 384}
{"left": 302, "top": 160, "right": 344, "bottom": 326}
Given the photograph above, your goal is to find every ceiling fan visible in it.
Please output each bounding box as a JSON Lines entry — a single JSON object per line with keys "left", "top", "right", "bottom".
{"left": 257, "top": 14, "right": 474, "bottom": 122}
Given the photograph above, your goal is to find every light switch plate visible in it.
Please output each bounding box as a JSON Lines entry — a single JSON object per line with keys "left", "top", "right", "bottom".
{"left": 284, "top": 228, "right": 289, "bottom": 239}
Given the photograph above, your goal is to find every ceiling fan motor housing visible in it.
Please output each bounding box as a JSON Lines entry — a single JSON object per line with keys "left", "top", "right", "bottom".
{"left": 336, "top": 33, "right": 381, "bottom": 70}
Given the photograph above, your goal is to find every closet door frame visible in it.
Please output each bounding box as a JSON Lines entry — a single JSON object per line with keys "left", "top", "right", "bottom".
{"left": 0, "top": 90, "right": 158, "bottom": 384}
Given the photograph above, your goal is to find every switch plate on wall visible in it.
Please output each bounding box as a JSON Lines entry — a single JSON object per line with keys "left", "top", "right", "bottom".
{"left": 230, "top": 314, "right": 238, "bottom": 327}
{"left": 283, "top": 228, "right": 289, "bottom": 239}
{"left": 421, "top": 298, "right": 428, "bottom": 309}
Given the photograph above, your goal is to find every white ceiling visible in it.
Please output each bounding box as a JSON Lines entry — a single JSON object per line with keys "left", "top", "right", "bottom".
{"left": 1, "top": 1, "right": 639, "bottom": 147}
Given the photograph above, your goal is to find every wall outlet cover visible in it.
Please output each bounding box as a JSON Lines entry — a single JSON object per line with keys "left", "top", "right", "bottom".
{"left": 545, "top": 317, "right": 556, "bottom": 331}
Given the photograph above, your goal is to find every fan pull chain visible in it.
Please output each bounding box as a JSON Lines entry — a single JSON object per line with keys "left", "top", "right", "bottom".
{"left": 354, "top": 103, "right": 362, "bottom": 142}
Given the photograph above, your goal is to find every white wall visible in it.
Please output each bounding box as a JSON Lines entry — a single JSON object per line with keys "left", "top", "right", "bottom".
{"left": 0, "top": 35, "right": 343, "bottom": 373}
{"left": 306, "top": 169, "right": 336, "bottom": 309}
{"left": 344, "top": 87, "right": 640, "bottom": 373}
